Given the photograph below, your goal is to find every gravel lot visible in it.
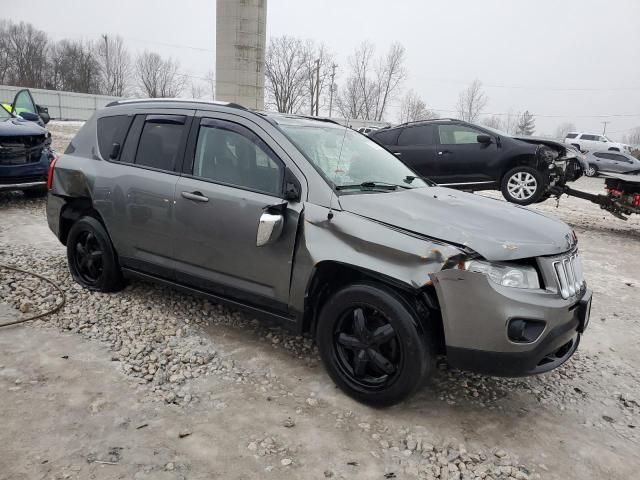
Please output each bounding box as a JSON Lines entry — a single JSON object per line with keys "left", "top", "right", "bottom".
{"left": 0, "top": 122, "right": 639, "bottom": 479}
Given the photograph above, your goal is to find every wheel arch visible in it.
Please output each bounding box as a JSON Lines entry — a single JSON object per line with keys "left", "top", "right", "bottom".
{"left": 58, "top": 196, "right": 109, "bottom": 246}
{"left": 301, "top": 261, "right": 444, "bottom": 352}
{"left": 501, "top": 153, "right": 539, "bottom": 180}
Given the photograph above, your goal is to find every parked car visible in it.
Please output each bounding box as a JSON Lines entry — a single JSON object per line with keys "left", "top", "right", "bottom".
{"left": 46, "top": 99, "right": 591, "bottom": 405}
{"left": 2, "top": 88, "right": 51, "bottom": 127}
{"left": 564, "top": 132, "right": 625, "bottom": 153}
{"left": 582, "top": 150, "right": 640, "bottom": 176}
{"left": 369, "top": 119, "right": 582, "bottom": 205}
{"left": 0, "top": 97, "right": 54, "bottom": 197}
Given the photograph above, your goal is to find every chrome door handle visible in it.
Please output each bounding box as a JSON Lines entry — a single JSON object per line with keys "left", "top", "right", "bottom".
{"left": 393, "top": 152, "right": 402, "bottom": 156}
{"left": 438, "top": 150, "right": 451, "bottom": 156}
{"left": 181, "top": 191, "right": 209, "bottom": 202}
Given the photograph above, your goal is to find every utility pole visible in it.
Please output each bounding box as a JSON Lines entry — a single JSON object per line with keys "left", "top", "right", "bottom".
{"left": 314, "top": 59, "right": 320, "bottom": 116}
{"left": 329, "top": 63, "right": 337, "bottom": 118}
{"left": 601, "top": 121, "right": 610, "bottom": 135}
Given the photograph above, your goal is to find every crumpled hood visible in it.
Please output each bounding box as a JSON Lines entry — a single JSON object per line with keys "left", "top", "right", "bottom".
{"left": 0, "top": 117, "right": 47, "bottom": 137}
{"left": 338, "top": 187, "right": 576, "bottom": 261}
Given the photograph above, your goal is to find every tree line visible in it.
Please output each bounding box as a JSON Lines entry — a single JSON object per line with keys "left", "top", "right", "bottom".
{"left": 0, "top": 20, "right": 201, "bottom": 98}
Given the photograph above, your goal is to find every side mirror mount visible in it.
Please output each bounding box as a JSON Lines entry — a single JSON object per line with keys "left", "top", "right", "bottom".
{"left": 283, "top": 167, "right": 301, "bottom": 202}
{"left": 256, "top": 204, "right": 285, "bottom": 247}
{"left": 477, "top": 134, "right": 492, "bottom": 144}
{"left": 109, "top": 142, "right": 121, "bottom": 160}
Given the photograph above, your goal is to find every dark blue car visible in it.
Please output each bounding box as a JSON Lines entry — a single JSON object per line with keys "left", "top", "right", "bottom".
{"left": 0, "top": 91, "right": 55, "bottom": 197}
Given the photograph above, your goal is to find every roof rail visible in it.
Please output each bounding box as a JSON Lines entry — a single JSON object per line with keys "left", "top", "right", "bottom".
{"left": 396, "top": 117, "right": 460, "bottom": 127}
{"left": 105, "top": 98, "right": 247, "bottom": 110}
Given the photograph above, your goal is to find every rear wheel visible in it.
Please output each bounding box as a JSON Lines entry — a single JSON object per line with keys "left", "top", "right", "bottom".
{"left": 585, "top": 164, "right": 598, "bottom": 177}
{"left": 22, "top": 186, "right": 48, "bottom": 198}
{"left": 316, "top": 283, "right": 432, "bottom": 406}
{"left": 67, "top": 216, "right": 124, "bottom": 292}
{"left": 501, "top": 166, "right": 545, "bottom": 205}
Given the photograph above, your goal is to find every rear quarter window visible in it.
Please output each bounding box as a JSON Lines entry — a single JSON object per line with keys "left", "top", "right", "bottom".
{"left": 565, "top": 133, "right": 578, "bottom": 139}
{"left": 97, "top": 115, "right": 133, "bottom": 160}
{"left": 371, "top": 128, "right": 400, "bottom": 146}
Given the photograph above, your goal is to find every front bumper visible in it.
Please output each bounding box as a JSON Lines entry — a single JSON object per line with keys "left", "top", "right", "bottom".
{"left": 0, "top": 149, "right": 51, "bottom": 192}
{"left": 432, "top": 268, "right": 591, "bottom": 376}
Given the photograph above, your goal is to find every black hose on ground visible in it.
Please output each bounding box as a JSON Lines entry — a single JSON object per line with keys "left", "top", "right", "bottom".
{"left": 0, "top": 263, "right": 66, "bottom": 328}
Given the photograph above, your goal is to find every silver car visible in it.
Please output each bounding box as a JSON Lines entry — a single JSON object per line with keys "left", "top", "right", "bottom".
{"left": 583, "top": 150, "right": 640, "bottom": 177}
{"left": 46, "top": 99, "right": 592, "bottom": 405}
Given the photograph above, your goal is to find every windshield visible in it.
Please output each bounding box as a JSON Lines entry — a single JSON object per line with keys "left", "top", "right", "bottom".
{"left": 279, "top": 124, "right": 429, "bottom": 191}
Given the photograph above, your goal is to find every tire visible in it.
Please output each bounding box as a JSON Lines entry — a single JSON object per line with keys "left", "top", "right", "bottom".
{"left": 585, "top": 164, "right": 598, "bottom": 177}
{"left": 66, "top": 216, "right": 124, "bottom": 292}
{"left": 316, "top": 283, "right": 432, "bottom": 406}
{"left": 22, "top": 186, "right": 48, "bottom": 198}
{"left": 501, "top": 166, "right": 545, "bottom": 205}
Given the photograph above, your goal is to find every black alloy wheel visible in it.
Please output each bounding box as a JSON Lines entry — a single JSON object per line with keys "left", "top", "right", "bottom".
{"left": 73, "top": 230, "right": 104, "bottom": 285}
{"left": 333, "top": 306, "right": 402, "bottom": 389}
{"left": 317, "top": 283, "right": 432, "bottom": 406}
{"left": 67, "top": 216, "right": 124, "bottom": 292}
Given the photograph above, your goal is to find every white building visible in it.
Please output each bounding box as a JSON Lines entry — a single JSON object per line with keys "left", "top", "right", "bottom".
{"left": 215, "top": 0, "right": 267, "bottom": 110}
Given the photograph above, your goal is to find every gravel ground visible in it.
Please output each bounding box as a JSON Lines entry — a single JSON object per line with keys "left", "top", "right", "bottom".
{"left": 0, "top": 122, "right": 639, "bottom": 479}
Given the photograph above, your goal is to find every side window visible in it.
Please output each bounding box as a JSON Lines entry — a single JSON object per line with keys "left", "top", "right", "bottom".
{"left": 134, "top": 115, "right": 187, "bottom": 171}
{"left": 581, "top": 134, "right": 597, "bottom": 141}
{"left": 438, "top": 124, "right": 482, "bottom": 145}
{"left": 397, "top": 125, "right": 434, "bottom": 146}
{"left": 97, "top": 115, "right": 133, "bottom": 160}
{"left": 593, "top": 152, "right": 606, "bottom": 159}
{"left": 565, "top": 133, "right": 578, "bottom": 139}
{"left": 613, "top": 154, "right": 632, "bottom": 163}
{"left": 372, "top": 128, "right": 400, "bottom": 146}
{"left": 192, "top": 119, "right": 283, "bottom": 196}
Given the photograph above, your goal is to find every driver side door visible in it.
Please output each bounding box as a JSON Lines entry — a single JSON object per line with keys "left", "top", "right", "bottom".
{"left": 172, "top": 113, "right": 303, "bottom": 315}
{"left": 11, "top": 89, "right": 49, "bottom": 125}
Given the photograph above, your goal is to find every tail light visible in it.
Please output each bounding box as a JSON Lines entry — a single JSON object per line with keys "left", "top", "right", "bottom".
{"left": 47, "top": 154, "right": 59, "bottom": 190}
{"left": 633, "top": 194, "right": 640, "bottom": 207}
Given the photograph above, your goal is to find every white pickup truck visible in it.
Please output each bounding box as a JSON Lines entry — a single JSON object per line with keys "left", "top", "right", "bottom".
{"left": 564, "top": 132, "right": 627, "bottom": 153}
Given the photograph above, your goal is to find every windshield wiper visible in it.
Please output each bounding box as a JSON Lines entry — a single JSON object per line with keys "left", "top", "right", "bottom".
{"left": 336, "top": 181, "right": 400, "bottom": 191}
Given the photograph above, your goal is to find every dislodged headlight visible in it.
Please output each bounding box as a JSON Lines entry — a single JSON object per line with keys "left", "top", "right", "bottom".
{"left": 462, "top": 260, "right": 540, "bottom": 289}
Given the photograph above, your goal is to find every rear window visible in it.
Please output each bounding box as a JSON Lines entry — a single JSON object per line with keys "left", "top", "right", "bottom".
{"left": 397, "top": 125, "right": 435, "bottom": 146}
{"left": 97, "top": 115, "right": 133, "bottom": 160}
{"left": 371, "top": 128, "right": 400, "bottom": 146}
{"left": 134, "top": 116, "right": 187, "bottom": 171}
{"left": 565, "top": 133, "right": 578, "bottom": 139}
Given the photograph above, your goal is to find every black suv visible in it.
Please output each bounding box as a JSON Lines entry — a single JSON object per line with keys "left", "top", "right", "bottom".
{"left": 369, "top": 119, "right": 582, "bottom": 205}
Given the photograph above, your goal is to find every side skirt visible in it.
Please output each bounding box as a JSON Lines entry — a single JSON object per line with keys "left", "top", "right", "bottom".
{"left": 122, "top": 267, "right": 299, "bottom": 330}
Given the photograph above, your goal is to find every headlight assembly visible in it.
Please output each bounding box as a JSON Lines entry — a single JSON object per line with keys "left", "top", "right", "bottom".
{"left": 462, "top": 260, "right": 540, "bottom": 289}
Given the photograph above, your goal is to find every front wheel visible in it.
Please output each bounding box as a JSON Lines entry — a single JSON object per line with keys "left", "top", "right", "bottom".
{"left": 501, "top": 166, "right": 545, "bottom": 205}
{"left": 316, "top": 283, "right": 432, "bottom": 406}
{"left": 67, "top": 216, "right": 124, "bottom": 292}
{"left": 584, "top": 164, "right": 598, "bottom": 177}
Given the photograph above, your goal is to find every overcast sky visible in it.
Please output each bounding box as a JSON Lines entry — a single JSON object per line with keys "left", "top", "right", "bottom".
{"left": 5, "top": 0, "right": 640, "bottom": 139}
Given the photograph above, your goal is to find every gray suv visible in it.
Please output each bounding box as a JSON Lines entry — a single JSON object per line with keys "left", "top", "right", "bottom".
{"left": 46, "top": 99, "right": 592, "bottom": 406}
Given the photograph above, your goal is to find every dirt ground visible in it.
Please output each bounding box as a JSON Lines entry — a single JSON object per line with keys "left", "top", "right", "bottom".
{"left": 0, "top": 122, "right": 639, "bottom": 480}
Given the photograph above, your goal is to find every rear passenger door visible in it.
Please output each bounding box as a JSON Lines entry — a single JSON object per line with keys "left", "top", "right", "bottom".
{"left": 96, "top": 110, "right": 193, "bottom": 279}
{"left": 172, "top": 112, "right": 302, "bottom": 313}
{"left": 391, "top": 125, "right": 439, "bottom": 180}
{"left": 434, "top": 123, "right": 498, "bottom": 186}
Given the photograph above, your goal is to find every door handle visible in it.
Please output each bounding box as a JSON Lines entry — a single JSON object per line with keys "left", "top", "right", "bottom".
{"left": 392, "top": 152, "right": 402, "bottom": 157}
{"left": 181, "top": 191, "right": 209, "bottom": 202}
{"left": 438, "top": 150, "right": 452, "bottom": 156}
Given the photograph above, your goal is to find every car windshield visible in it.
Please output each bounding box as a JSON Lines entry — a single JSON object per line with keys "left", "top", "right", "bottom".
{"left": 279, "top": 123, "right": 429, "bottom": 191}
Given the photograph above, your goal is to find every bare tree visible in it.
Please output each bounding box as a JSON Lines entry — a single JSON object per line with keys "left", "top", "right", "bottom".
{"left": 135, "top": 51, "right": 185, "bottom": 98}
{"left": 398, "top": 89, "right": 438, "bottom": 123}
{"left": 0, "top": 21, "right": 11, "bottom": 85}
{"left": 189, "top": 78, "right": 208, "bottom": 99}
{"left": 47, "top": 39, "right": 101, "bottom": 93}
{"left": 456, "top": 79, "right": 487, "bottom": 122}
{"left": 302, "top": 40, "right": 335, "bottom": 116}
{"left": 516, "top": 110, "right": 536, "bottom": 136}
{"left": 5, "top": 21, "right": 49, "bottom": 88}
{"left": 501, "top": 109, "right": 520, "bottom": 135}
{"left": 482, "top": 116, "right": 502, "bottom": 130}
{"left": 374, "top": 43, "right": 406, "bottom": 121}
{"left": 554, "top": 122, "right": 576, "bottom": 139}
{"left": 97, "top": 35, "right": 131, "bottom": 96}
{"left": 264, "top": 36, "right": 308, "bottom": 113}
{"left": 336, "top": 42, "right": 406, "bottom": 121}
{"left": 628, "top": 126, "right": 640, "bottom": 146}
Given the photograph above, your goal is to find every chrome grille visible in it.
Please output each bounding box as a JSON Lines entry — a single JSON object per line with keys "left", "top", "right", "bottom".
{"left": 553, "top": 253, "right": 585, "bottom": 299}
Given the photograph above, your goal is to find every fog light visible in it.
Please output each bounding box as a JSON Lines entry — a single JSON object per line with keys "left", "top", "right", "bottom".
{"left": 508, "top": 319, "right": 546, "bottom": 343}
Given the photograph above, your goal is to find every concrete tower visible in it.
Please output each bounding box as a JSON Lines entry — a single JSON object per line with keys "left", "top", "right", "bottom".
{"left": 215, "top": 0, "right": 267, "bottom": 110}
